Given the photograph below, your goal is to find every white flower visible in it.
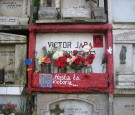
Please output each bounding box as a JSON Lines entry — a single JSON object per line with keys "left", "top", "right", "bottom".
{"left": 53, "top": 51, "right": 63, "bottom": 60}
{"left": 53, "top": 52, "right": 59, "bottom": 60}
{"left": 69, "top": 56, "right": 76, "bottom": 65}
{"left": 82, "top": 45, "right": 92, "bottom": 52}
{"left": 58, "top": 51, "right": 64, "bottom": 57}
{"left": 67, "top": 58, "right": 71, "bottom": 63}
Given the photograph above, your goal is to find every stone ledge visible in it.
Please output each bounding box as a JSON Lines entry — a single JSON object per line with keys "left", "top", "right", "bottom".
{"left": 0, "top": 25, "right": 28, "bottom": 30}
{"left": 0, "top": 86, "right": 23, "bottom": 95}
{"left": 36, "top": 19, "right": 107, "bottom": 24}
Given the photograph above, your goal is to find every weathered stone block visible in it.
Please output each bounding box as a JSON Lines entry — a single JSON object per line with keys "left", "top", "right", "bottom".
{"left": 114, "top": 96, "right": 135, "bottom": 115}
{"left": 0, "top": 32, "right": 27, "bottom": 85}
{"left": 0, "top": 0, "right": 30, "bottom": 25}
{"left": 36, "top": 94, "right": 108, "bottom": 115}
{"left": 38, "top": 7, "right": 57, "bottom": 20}
{"left": 61, "top": 8, "right": 91, "bottom": 19}
{"left": 114, "top": 31, "right": 135, "bottom": 89}
{"left": 61, "top": 0, "right": 91, "bottom": 19}
{"left": 93, "top": 7, "right": 105, "bottom": 19}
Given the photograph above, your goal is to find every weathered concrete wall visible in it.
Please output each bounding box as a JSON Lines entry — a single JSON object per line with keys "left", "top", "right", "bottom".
{"left": 36, "top": 93, "right": 108, "bottom": 115}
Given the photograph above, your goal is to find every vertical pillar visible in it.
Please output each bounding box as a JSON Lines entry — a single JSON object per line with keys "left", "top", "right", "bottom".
{"left": 28, "top": 27, "right": 36, "bottom": 93}
{"left": 108, "top": 0, "right": 113, "bottom": 23}
{"left": 109, "top": 94, "right": 114, "bottom": 115}
{"left": 106, "top": 28, "right": 114, "bottom": 93}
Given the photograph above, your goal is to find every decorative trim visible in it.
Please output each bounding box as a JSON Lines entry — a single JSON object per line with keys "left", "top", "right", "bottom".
{"left": 27, "top": 24, "right": 113, "bottom": 93}
{"left": 114, "top": 31, "right": 135, "bottom": 43}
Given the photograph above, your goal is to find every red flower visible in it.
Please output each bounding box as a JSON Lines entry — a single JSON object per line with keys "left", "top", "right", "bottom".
{"left": 55, "top": 59, "right": 61, "bottom": 67}
{"left": 65, "top": 53, "right": 72, "bottom": 58}
{"left": 86, "top": 54, "right": 95, "bottom": 64}
{"left": 73, "top": 56, "right": 80, "bottom": 65}
{"left": 55, "top": 56, "right": 67, "bottom": 68}
{"left": 80, "top": 56, "right": 87, "bottom": 63}
{"left": 10, "top": 104, "right": 15, "bottom": 108}
{"left": 71, "top": 56, "right": 87, "bottom": 69}
{"left": 14, "top": 110, "right": 17, "bottom": 113}
{"left": 73, "top": 50, "right": 78, "bottom": 55}
{"left": 44, "top": 57, "right": 51, "bottom": 64}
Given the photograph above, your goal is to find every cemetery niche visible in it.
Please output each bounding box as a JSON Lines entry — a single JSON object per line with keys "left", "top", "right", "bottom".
{"left": 37, "top": 0, "right": 107, "bottom": 23}
{"left": 114, "top": 32, "right": 135, "bottom": 89}
{"left": 28, "top": 24, "right": 113, "bottom": 93}
{"left": 0, "top": 45, "right": 15, "bottom": 84}
{"left": 0, "top": 32, "right": 27, "bottom": 85}
{"left": 0, "top": 0, "right": 30, "bottom": 25}
{"left": 37, "top": 94, "right": 108, "bottom": 115}
{"left": 114, "top": 96, "right": 135, "bottom": 115}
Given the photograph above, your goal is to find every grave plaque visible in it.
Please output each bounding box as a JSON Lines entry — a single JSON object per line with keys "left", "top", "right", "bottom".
{"left": 0, "top": 0, "right": 23, "bottom": 17}
{"left": 38, "top": 7, "right": 57, "bottom": 20}
{"left": 36, "top": 33, "right": 106, "bottom": 73}
{"left": 61, "top": 8, "right": 91, "bottom": 19}
{"left": 36, "top": 94, "right": 108, "bottom": 115}
{"left": 114, "top": 97, "right": 135, "bottom": 115}
{"left": 61, "top": 0, "right": 91, "bottom": 19}
{"left": 0, "top": 45, "right": 15, "bottom": 84}
{"left": 0, "top": 32, "right": 27, "bottom": 85}
{"left": 0, "top": 0, "right": 29, "bottom": 25}
{"left": 49, "top": 100, "right": 97, "bottom": 115}
{"left": 114, "top": 32, "right": 135, "bottom": 88}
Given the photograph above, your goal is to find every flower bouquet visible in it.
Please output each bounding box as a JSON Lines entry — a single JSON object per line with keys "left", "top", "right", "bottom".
{"left": 37, "top": 44, "right": 95, "bottom": 73}
{"left": 38, "top": 46, "right": 54, "bottom": 73}
{"left": 0, "top": 103, "right": 19, "bottom": 115}
{"left": 53, "top": 49, "right": 72, "bottom": 73}
{"left": 69, "top": 50, "right": 87, "bottom": 73}
{"left": 82, "top": 44, "right": 95, "bottom": 73}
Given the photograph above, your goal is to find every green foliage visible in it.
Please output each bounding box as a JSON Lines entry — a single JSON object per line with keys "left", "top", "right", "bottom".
{"left": 32, "top": 0, "right": 40, "bottom": 23}
{"left": 33, "top": 0, "right": 40, "bottom": 6}
{"left": 42, "top": 46, "right": 55, "bottom": 58}
{"left": 32, "top": 13, "right": 38, "bottom": 23}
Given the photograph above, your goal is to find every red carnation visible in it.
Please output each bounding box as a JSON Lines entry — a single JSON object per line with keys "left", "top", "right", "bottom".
{"left": 10, "top": 104, "right": 15, "bottom": 108}
{"left": 80, "top": 56, "right": 87, "bottom": 63}
{"left": 73, "top": 56, "right": 80, "bottom": 65}
{"left": 86, "top": 54, "right": 95, "bottom": 64}
{"left": 73, "top": 50, "right": 78, "bottom": 56}
{"left": 44, "top": 57, "right": 51, "bottom": 64}
{"left": 55, "top": 59, "right": 61, "bottom": 67}
{"left": 65, "top": 53, "right": 72, "bottom": 58}
{"left": 72, "top": 56, "right": 87, "bottom": 65}
{"left": 55, "top": 56, "right": 67, "bottom": 68}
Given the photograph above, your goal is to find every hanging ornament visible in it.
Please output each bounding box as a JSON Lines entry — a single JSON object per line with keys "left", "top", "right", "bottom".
{"left": 25, "top": 58, "right": 32, "bottom": 66}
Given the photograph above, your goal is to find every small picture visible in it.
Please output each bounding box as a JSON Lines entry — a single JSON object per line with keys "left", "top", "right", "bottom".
{"left": 39, "top": 74, "right": 52, "bottom": 88}
{"left": 93, "top": 35, "right": 103, "bottom": 48}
